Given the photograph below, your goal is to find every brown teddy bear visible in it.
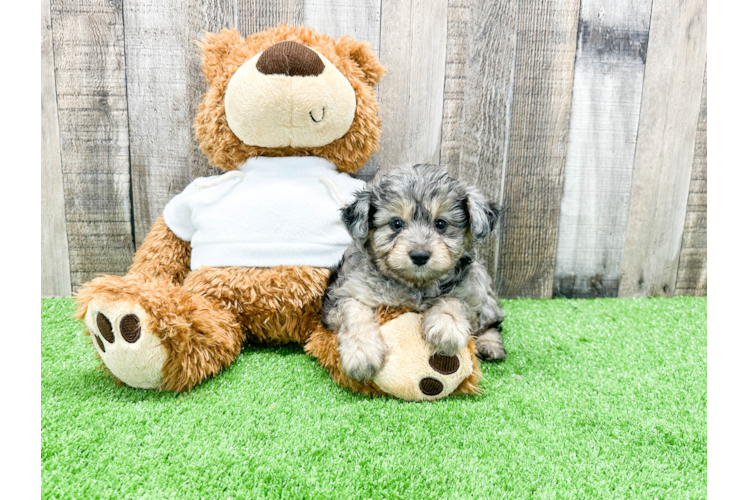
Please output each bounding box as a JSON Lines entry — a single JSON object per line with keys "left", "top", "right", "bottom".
{"left": 76, "top": 25, "right": 482, "bottom": 400}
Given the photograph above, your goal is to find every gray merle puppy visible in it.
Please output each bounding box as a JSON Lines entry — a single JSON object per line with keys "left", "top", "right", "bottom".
{"left": 322, "top": 164, "right": 506, "bottom": 382}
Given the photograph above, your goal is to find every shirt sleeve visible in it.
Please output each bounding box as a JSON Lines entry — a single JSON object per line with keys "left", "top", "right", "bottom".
{"left": 162, "top": 171, "right": 246, "bottom": 242}
{"left": 334, "top": 173, "right": 368, "bottom": 204}
{"left": 162, "top": 181, "right": 200, "bottom": 242}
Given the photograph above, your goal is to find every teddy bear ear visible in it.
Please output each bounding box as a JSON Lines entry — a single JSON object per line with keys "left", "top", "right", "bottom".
{"left": 335, "top": 35, "right": 386, "bottom": 87}
{"left": 196, "top": 28, "right": 245, "bottom": 86}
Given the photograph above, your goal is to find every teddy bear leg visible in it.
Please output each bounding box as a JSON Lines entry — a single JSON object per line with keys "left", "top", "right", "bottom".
{"left": 76, "top": 274, "right": 243, "bottom": 392}
{"left": 181, "top": 265, "right": 331, "bottom": 346}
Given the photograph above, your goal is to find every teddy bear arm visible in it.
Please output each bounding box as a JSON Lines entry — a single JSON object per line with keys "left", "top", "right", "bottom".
{"left": 128, "top": 215, "right": 192, "bottom": 285}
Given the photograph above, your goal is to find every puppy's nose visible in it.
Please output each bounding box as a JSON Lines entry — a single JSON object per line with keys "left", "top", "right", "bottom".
{"left": 409, "top": 250, "right": 431, "bottom": 266}
{"left": 256, "top": 41, "right": 325, "bottom": 77}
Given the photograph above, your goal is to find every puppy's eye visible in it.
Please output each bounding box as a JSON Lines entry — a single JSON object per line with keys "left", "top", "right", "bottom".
{"left": 390, "top": 218, "right": 404, "bottom": 230}
{"left": 435, "top": 219, "right": 448, "bottom": 231}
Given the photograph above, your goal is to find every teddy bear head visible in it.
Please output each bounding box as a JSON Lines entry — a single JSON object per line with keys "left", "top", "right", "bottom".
{"left": 195, "top": 25, "right": 385, "bottom": 175}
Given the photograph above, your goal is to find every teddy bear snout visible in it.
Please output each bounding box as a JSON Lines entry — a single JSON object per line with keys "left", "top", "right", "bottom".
{"left": 224, "top": 42, "right": 357, "bottom": 149}
{"left": 257, "top": 40, "right": 325, "bottom": 77}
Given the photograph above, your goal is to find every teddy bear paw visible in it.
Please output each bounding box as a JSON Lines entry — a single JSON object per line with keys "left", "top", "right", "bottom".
{"left": 84, "top": 299, "right": 168, "bottom": 389}
{"left": 372, "top": 313, "right": 476, "bottom": 401}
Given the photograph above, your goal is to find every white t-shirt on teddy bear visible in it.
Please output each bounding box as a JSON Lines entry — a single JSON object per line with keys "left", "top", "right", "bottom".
{"left": 163, "top": 156, "right": 365, "bottom": 270}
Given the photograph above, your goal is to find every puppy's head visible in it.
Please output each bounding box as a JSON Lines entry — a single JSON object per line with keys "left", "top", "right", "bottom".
{"left": 342, "top": 164, "right": 500, "bottom": 287}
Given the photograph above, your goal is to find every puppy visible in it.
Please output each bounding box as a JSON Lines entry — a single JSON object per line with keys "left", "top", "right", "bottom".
{"left": 322, "top": 164, "right": 506, "bottom": 382}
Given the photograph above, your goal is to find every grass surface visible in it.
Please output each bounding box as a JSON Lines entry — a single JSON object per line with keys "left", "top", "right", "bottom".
{"left": 42, "top": 297, "right": 706, "bottom": 499}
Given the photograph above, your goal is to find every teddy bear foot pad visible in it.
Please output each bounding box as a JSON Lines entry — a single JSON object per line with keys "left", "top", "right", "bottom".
{"left": 85, "top": 299, "right": 167, "bottom": 389}
{"left": 306, "top": 307, "right": 482, "bottom": 401}
{"left": 371, "top": 312, "right": 476, "bottom": 401}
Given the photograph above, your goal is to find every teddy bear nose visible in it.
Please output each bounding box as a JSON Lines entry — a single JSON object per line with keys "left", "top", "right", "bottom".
{"left": 256, "top": 40, "right": 325, "bottom": 77}
{"left": 409, "top": 250, "right": 431, "bottom": 266}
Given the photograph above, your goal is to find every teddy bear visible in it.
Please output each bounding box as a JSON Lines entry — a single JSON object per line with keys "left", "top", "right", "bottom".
{"left": 306, "top": 307, "right": 482, "bottom": 401}
{"left": 75, "top": 24, "right": 482, "bottom": 400}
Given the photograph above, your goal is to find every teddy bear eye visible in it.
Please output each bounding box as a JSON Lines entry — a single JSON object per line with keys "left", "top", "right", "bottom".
{"left": 435, "top": 219, "right": 448, "bottom": 231}
{"left": 390, "top": 218, "right": 404, "bottom": 230}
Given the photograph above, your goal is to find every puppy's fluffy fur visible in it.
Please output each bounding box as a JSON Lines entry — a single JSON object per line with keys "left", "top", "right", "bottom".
{"left": 322, "top": 164, "right": 507, "bottom": 381}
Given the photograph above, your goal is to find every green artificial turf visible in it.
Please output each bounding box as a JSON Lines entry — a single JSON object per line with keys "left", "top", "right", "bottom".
{"left": 42, "top": 296, "right": 706, "bottom": 499}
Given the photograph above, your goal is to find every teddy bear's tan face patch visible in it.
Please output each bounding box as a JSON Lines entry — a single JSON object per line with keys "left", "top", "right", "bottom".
{"left": 225, "top": 41, "right": 357, "bottom": 149}
{"left": 372, "top": 312, "right": 474, "bottom": 401}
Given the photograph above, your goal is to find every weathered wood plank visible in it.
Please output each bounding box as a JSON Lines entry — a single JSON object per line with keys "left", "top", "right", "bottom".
{"left": 440, "top": 0, "right": 519, "bottom": 284}
{"left": 302, "top": 0, "right": 381, "bottom": 181}
{"left": 237, "top": 0, "right": 303, "bottom": 36}
{"left": 303, "top": 0, "right": 380, "bottom": 54}
{"left": 50, "top": 0, "right": 135, "bottom": 289}
{"left": 124, "top": 0, "right": 193, "bottom": 246}
{"left": 675, "top": 65, "right": 707, "bottom": 296}
{"left": 496, "top": 0, "right": 580, "bottom": 298}
{"left": 185, "top": 1, "right": 235, "bottom": 180}
{"left": 126, "top": 1, "right": 237, "bottom": 245}
{"left": 42, "top": 0, "right": 72, "bottom": 297}
{"left": 619, "top": 0, "right": 707, "bottom": 297}
{"left": 706, "top": 196, "right": 722, "bottom": 290}
{"left": 440, "top": 0, "right": 469, "bottom": 170}
{"left": 553, "top": 0, "right": 652, "bottom": 298}
{"left": 376, "top": 0, "right": 448, "bottom": 175}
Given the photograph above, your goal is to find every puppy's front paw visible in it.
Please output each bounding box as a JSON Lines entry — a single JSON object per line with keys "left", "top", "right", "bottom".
{"left": 340, "top": 347, "right": 384, "bottom": 382}
{"left": 338, "top": 325, "right": 387, "bottom": 382}
{"left": 422, "top": 309, "right": 471, "bottom": 356}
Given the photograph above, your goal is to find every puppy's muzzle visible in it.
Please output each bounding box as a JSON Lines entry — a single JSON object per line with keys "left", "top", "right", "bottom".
{"left": 409, "top": 250, "right": 431, "bottom": 266}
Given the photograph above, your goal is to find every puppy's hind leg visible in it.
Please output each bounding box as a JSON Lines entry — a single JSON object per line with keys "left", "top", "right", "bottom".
{"left": 474, "top": 326, "right": 507, "bottom": 360}
{"left": 474, "top": 292, "right": 507, "bottom": 360}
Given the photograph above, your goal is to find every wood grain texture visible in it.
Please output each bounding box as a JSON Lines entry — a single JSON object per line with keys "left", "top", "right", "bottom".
{"left": 126, "top": 1, "right": 236, "bottom": 245}
{"left": 41, "top": 0, "right": 710, "bottom": 297}
{"left": 303, "top": 0, "right": 380, "bottom": 54}
{"left": 440, "top": 0, "right": 519, "bottom": 284}
{"left": 302, "top": 0, "right": 381, "bottom": 181}
{"left": 186, "top": 1, "right": 236, "bottom": 180}
{"left": 42, "top": 0, "right": 72, "bottom": 296}
{"left": 376, "top": 0, "right": 449, "bottom": 175}
{"left": 50, "top": 0, "right": 135, "bottom": 289}
{"left": 553, "top": 0, "right": 652, "bottom": 298}
{"left": 619, "top": 0, "right": 707, "bottom": 297}
{"left": 706, "top": 196, "right": 721, "bottom": 290}
{"left": 675, "top": 65, "right": 707, "bottom": 296}
{"left": 496, "top": 0, "right": 580, "bottom": 298}
{"left": 124, "top": 0, "right": 193, "bottom": 246}
{"left": 237, "top": 0, "right": 303, "bottom": 36}
{"left": 440, "top": 0, "right": 469, "bottom": 171}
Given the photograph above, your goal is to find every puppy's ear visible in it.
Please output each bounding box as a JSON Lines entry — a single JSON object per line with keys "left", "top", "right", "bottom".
{"left": 341, "top": 189, "right": 372, "bottom": 241}
{"left": 466, "top": 187, "right": 501, "bottom": 241}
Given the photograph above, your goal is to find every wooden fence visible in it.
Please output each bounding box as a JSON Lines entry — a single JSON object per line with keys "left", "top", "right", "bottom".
{"left": 41, "top": 0, "right": 707, "bottom": 299}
